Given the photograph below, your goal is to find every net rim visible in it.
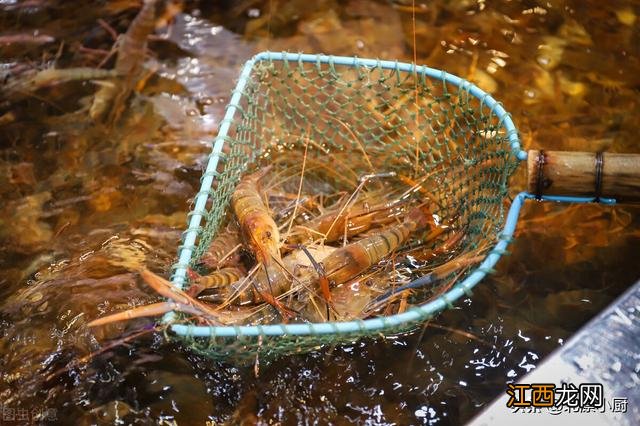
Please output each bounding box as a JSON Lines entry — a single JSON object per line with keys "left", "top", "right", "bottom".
{"left": 165, "top": 51, "right": 527, "bottom": 339}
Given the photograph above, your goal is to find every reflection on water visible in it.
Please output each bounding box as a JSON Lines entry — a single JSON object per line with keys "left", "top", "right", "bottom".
{"left": 1, "top": 0, "right": 639, "bottom": 423}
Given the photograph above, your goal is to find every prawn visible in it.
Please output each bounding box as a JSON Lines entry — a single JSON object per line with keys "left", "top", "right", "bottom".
{"left": 240, "top": 204, "right": 435, "bottom": 318}
{"left": 198, "top": 224, "right": 242, "bottom": 269}
{"left": 187, "top": 267, "right": 246, "bottom": 298}
{"left": 286, "top": 196, "right": 408, "bottom": 245}
{"left": 315, "top": 204, "right": 435, "bottom": 286}
{"left": 295, "top": 206, "right": 436, "bottom": 321}
{"left": 196, "top": 246, "right": 336, "bottom": 307}
{"left": 286, "top": 169, "right": 441, "bottom": 246}
{"left": 4, "top": 67, "right": 119, "bottom": 99}
{"left": 307, "top": 231, "right": 476, "bottom": 321}
{"left": 90, "top": 0, "right": 157, "bottom": 124}
{"left": 230, "top": 166, "right": 294, "bottom": 311}
{"left": 232, "top": 166, "right": 281, "bottom": 265}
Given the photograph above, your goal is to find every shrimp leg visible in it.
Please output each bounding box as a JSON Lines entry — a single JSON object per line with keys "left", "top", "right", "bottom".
{"left": 297, "top": 244, "right": 332, "bottom": 304}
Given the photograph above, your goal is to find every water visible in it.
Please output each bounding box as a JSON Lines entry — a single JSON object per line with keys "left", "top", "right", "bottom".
{"left": 1, "top": 0, "right": 639, "bottom": 424}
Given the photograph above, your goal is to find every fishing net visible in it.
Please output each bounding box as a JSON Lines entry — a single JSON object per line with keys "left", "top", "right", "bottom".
{"left": 166, "top": 52, "right": 520, "bottom": 364}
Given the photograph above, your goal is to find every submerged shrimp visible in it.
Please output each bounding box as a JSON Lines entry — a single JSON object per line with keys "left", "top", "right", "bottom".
{"left": 585, "top": 72, "right": 626, "bottom": 93}
{"left": 90, "top": 0, "right": 157, "bottom": 123}
{"left": 307, "top": 230, "right": 476, "bottom": 322}
{"left": 289, "top": 205, "right": 435, "bottom": 321}
{"left": 4, "top": 67, "right": 119, "bottom": 99}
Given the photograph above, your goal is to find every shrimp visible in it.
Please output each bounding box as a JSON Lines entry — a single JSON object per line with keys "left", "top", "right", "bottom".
{"left": 585, "top": 72, "right": 626, "bottom": 94}
{"left": 224, "top": 166, "right": 300, "bottom": 314}
{"left": 232, "top": 167, "right": 291, "bottom": 284}
{"left": 198, "top": 224, "right": 242, "bottom": 269}
{"left": 114, "top": 0, "right": 157, "bottom": 78}
{"left": 4, "top": 67, "right": 119, "bottom": 98}
{"left": 87, "top": 269, "right": 252, "bottom": 327}
{"left": 286, "top": 197, "right": 408, "bottom": 245}
{"left": 306, "top": 231, "right": 476, "bottom": 322}
{"left": 192, "top": 267, "right": 246, "bottom": 289}
{"left": 316, "top": 205, "right": 434, "bottom": 286}
{"left": 196, "top": 246, "right": 336, "bottom": 306}
{"left": 187, "top": 267, "right": 246, "bottom": 298}
{"left": 90, "top": 0, "right": 157, "bottom": 123}
{"left": 294, "top": 206, "right": 435, "bottom": 321}
{"left": 232, "top": 166, "right": 281, "bottom": 265}
{"left": 265, "top": 204, "right": 435, "bottom": 320}
{"left": 202, "top": 260, "right": 305, "bottom": 307}
{"left": 285, "top": 169, "right": 440, "bottom": 246}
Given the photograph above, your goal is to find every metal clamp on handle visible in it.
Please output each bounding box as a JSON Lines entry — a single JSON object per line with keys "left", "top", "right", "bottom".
{"left": 594, "top": 151, "right": 604, "bottom": 202}
{"left": 527, "top": 150, "right": 640, "bottom": 203}
{"left": 534, "top": 150, "right": 548, "bottom": 200}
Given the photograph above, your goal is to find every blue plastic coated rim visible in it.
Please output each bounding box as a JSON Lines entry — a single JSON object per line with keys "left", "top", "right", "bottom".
{"left": 164, "top": 52, "right": 615, "bottom": 339}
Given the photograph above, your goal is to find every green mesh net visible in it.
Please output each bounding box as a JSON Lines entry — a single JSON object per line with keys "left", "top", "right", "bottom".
{"left": 167, "top": 53, "right": 520, "bottom": 364}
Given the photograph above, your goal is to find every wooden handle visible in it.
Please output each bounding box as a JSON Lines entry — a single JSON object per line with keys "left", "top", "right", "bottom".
{"left": 527, "top": 150, "right": 640, "bottom": 202}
